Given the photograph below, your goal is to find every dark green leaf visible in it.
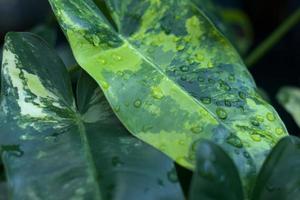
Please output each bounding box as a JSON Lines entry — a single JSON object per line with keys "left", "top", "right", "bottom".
{"left": 251, "top": 136, "right": 300, "bottom": 200}
{"left": 277, "top": 87, "right": 300, "bottom": 127}
{"left": 49, "top": 0, "right": 287, "bottom": 189}
{"left": 31, "top": 25, "right": 57, "bottom": 47}
{"left": 0, "top": 32, "right": 183, "bottom": 199}
{"left": 0, "top": 182, "right": 8, "bottom": 200}
{"left": 189, "top": 140, "right": 244, "bottom": 200}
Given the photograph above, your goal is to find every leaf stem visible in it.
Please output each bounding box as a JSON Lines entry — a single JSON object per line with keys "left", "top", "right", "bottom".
{"left": 245, "top": 8, "right": 300, "bottom": 67}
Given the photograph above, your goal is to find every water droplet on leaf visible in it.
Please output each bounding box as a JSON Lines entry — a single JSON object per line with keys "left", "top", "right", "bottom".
{"left": 133, "top": 99, "right": 142, "bottom": 108}
{"left": 216, "top": 108, "right": 228, "bottom": 120}
{"left": 201, "top": 97, "right": 211, "bottom": 104}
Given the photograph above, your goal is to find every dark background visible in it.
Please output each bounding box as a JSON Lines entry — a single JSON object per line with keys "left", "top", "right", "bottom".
{"left": 0, "top": 0, "right": 299, "bottom": 137}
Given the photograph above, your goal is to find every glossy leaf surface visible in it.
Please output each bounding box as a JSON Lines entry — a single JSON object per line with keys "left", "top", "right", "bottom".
{"left": 77, "top": 71, "right": 184, "bottom": 200}
{"left": 49, "top": 0, "right": 288, "bottom": 188}
{"left": 251, "top": 136, "right": 300, "bottom": 200}
{"left": 189, "top": 140, "right": 244, "bottom": 200}
{"left": 0, "top": 32, "right": 183, "bottom": 199}
{"left": 277, "top": 87, "right": 300, "bottom": 127}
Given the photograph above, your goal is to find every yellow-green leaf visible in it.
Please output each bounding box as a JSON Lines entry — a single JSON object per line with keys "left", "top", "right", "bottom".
{"left": 49, "top": 0, "right": 288, "bottom": 190}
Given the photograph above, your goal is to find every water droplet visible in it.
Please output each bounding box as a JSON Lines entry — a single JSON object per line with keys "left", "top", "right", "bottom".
{"left": 251, "top": 119, "right": 260, "bottom": 127}
{"left": 112, "top": 156, "right": 124, "bottom": 167}
{"left": 201, "top": 97, "right": 211, "bottom": 104}
{"left": 219, "top": 81, "right": 231, "bottom": 91}
{"left": 114, "top": 105, "right": 120, "bottom": 112}
{"left": 177, "top": 140, "right": 185, "bottom": 145}
{"left": 216, "top": 108, "right": 228, "bottom": 120}
{"left": 167, "top": 168, "right": 178, "bottom": 183}
{"left": 117, "top": 71, "right": 124, "bottom": 77}
{"left": 224, "top": 100, "right": 231, "bottom": 107}
{"left": 176, "top": 45, "right": 185, "bottom": 51}
{"left": 190, "top": 125, "right": 203, "bottom": 134}
{"left": 180, "top": 65, "right": 189, "bottom": 72}
{"left": 157, "top": 179, "right": 164, "bottom": 187}
{"left": 92, "top": 35, "right": 100, "bottom": 46}
{"left": 142, "top": 125, "right": 153, "bottom": 132}
{"left": 250, "top": 134, "right": 262, "bottom": 142}
{"left": 99, "top": 59, "right": 107, "bottom": 64}
{"left": 228, "top": 75, "right": 235, "bottom": 81}
{"left": 133, "top": 99, "right": 142, "bottom": 108}
{"left": 195, "top": 53, "right": 204, "bottom": 62}
{"left": 239, "top": 91, "right": 246, "bottom": 99}
{"left": 112, "top": 54, "right": 122, "bottom": 61}
{"left": 256, "top": 115, "right": 265, "bottom": 123}
{"left": 198, "top": 76, "right": 205, "bottom": 82}
{"left": 151, "top": 87, "right": 164, "bottom": 99}
{"left": 266, "top": 112, "right": 275, "bottom": 121}
{"left": 243, "top": 151, "right": 251, "bottom": 159}
{"left": 226, "top": 136, "right": 243, "bottom": 148}
{"left": 102, "top": 81, "right": 110, "bottom": 90}
{"left": 275, "top": 127, "right": 284, "bottom": 135}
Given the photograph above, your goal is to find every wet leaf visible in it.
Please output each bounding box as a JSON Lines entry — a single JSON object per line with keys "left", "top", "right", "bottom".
{"left": 277, "top": 87, "right": 300, "bottom": 127}
{"left": 31, "top": 24, "right": 57, "bottom": 47}
{"left": 251, "top": 136, "right": 300, "bottom": 200}
{"left": 0, "top": 182, "right": 8, "bottom": 200}
{"left": 189, "top": 140, "right": 244, "bottom": 200}
{"left": 192, "top": 0, "right": 253, "bottom": 54}
{"left": 0, "top": 32, "right": 183, "bottom": 199}
{"left": 49, "top": 0, "right": 288, "bottom": 189}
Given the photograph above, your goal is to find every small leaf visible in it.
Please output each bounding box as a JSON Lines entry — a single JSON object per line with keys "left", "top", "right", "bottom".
{"left": 49, "top": 0, "right": 287, "bottom": 189}
{"left": 277, "top": 87, "right": 300, "bottom": 127}
{"left": 251, "top": 136, "right": 300, "bottom": 200}
{"left": 0, "top": 32, "right": 184, "bottom": 199}
{"left": 189, "top": 140, "right": 244, "bottom": 200}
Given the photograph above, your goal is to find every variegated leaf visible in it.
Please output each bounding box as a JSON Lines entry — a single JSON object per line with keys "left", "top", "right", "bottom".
{"left": 49, "top": 0, "right": 288, "bottom": 191}
{"left": 192, "top": 0, "right": 252, "bottom": 54}
{"left": 0, "top": 32, "right": 183, "bottom": 199}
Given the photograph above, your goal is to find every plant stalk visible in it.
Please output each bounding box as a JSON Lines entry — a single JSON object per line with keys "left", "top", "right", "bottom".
{"left": 245, "top": 8, "right": 300, "bottom": 67}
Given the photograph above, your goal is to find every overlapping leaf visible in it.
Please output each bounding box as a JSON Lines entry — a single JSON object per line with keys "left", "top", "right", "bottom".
{"left": 189, "top": 140, "right": 244, "bottom": 200}
{"left": 49, "top": 0, "right": 288, "bottom": 189}
{"left": 0, "top": 32, "right": 183, "bottom": 199}
{"left": 251, "top": 136, "right": 300, "bottom": 200}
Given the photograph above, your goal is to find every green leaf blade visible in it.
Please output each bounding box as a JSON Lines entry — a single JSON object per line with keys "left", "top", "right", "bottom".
{"left": 189, "top": 140, "right": 244, "bottom": 200}
{"left": 1, "top": 32, "right": 184, "bottom": 199}
{"left": 1, "top": 32, "right": 102, "bottom": 199}
{"left": 77, "top": 71, "right": 185, "bottom": 200}
{"left": 251, "top": 136, "right": 300, "bottom": 200}
{"left": 49, "top": 0, "right": 288, "bottom": 189}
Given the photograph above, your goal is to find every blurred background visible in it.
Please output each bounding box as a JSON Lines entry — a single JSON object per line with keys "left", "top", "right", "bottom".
{"left": 0, "top": 0, "right": 299, "bottom": 197}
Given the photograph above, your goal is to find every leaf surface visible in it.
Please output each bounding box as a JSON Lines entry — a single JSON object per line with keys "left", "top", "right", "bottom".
{"left": 251, "top": 136, "right": 300, "bottom": 200}
{"left": 277, "top": 87, "right": 300, "bottom": 127}
{"left": 49, "top": 0, "right": 288, "bottom": 188}
{"left": 189, "top": 140, "right": 244, "bottom": 200}
{"left": 0, "top": 32, "right": 183, "bottom": 200}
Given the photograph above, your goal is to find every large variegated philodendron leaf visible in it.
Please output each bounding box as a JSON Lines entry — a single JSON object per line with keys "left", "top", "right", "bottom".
{"left": 0, "top": 32, "right": 183, "bottom": 199}
{"left": 49, "top": 0, "right": 288, "bottom": 189}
